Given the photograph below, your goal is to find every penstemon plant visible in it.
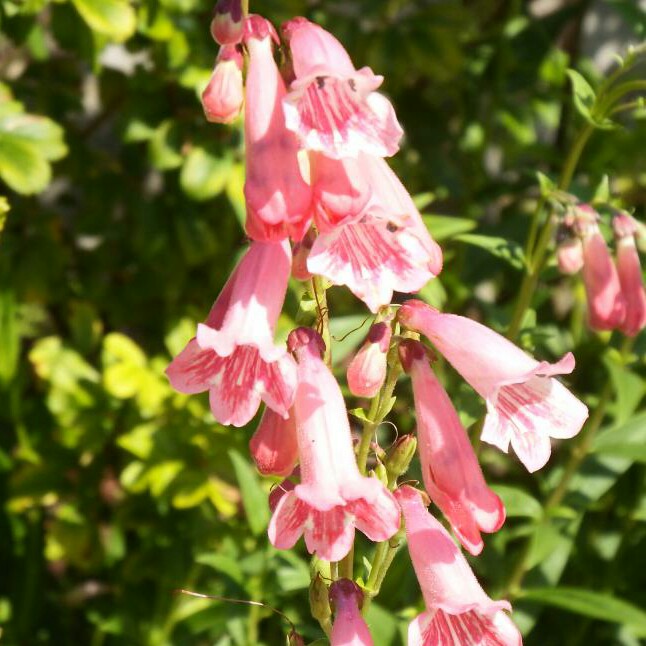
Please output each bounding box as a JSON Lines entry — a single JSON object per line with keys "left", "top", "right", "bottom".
{"left": 165, "top": 3, "right": 646, "bottom": 645}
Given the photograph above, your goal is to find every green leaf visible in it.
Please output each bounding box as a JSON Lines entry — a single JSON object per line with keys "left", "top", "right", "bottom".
{"left": 180, "top": 148, "right": 233, "bottom": 201}
{"left": 591, "top": 411, "right": 646, "bottom": 463}
{"left": 567, "top": 69, "right": 597, "bottom": 123}
{"left": 521, "top": 587, "right": 646, "bottom": 635}
{"left": 71, "top": 0, "right": 136, "bottom": 42}
{"left": 0, "top": 132, "right": 50, "bottom": 194}
{"left": 536, "top": 171, "right": 556, "bottom": 198}
{"left": 0, "top": 289, "right": 19, "bottom": 386}
{"left": 422, "top": 214, "right": 476, "bottom": 241}
{"left": 228, "top": 449, "right": 269, "bottom": 536}
{"left": 455, "top": 233, "right": 526, "bottom": 269}
{"left": 491, "top": 484, "right": 542, "bottom": 519}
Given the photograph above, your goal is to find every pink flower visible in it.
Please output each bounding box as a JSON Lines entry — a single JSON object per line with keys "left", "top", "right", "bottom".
{"left": 308, "top": 154, "right": 443, "bottom": 312}
{"left": 399, "top": 340, "right": 505, "bottom": 555}
{"left": 268, "top": 328, "right": 400, "bottom": 561}
{"left": 613, "top": 213, "right": 646, "bottom": 337}
{"left": 556, "top": 236, "right": 584, "bottom": 275}
{"left": 291, "top": 229, "right": 315, "bottom": 281}
{"left": 243, "top": 15, "right": 312, "bottom": 242}
{"left": 329, "top": 580, "right": 374, "bottom": 646}
{"left": 281, "top": 17, "right": 403, "bottom": 159}
{"left": 210, "top": 0, "right": 243, "bottom": 45}
{"left": 573, "top": 205, "right": 626, "bottom": 331}
{"left": 201, "top": 45, "right": 244, "bottom": 124}
{"left": 166, "top": 240, "right": 297, "bottom": 427}
{"left": 249, "top": 408, "right": 299, "bottom": 477}
{"left": 398, "top": 300, "right": 588, "bottom": 472}
{"left": 347, "top": 322, "right": 391, "bottom": 398}
{"left": 395, "top": 486, "right": 522, "bottom": 646}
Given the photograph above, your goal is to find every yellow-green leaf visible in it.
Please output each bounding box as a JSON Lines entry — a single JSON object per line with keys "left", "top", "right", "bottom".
{"left": 71, "top": 0, "right": 136, "bottom": 42}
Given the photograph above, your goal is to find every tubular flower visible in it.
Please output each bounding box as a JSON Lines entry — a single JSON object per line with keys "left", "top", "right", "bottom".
{"left": 347, "top": 321, "right": 392, "bottom": 398}
{"left": 281, "top": 17, "right": 403, "bottom": 159}
{"left": 201, "top": 45, "right": 244, "bottom": 124}
{"left": 268, "top": 328, "right": 400, "bottom": 562}
{"left": 613, "top": 213, "right": 646, "bottom": 336}
{"left": 573, "top": 205, "right": 626, "bottom": 331}
{"left": 399, "top": 340, "right": 505, "bottom": 555}
{"left": 249, "top": 408, "right": 299, "bottom": 477}
{"left": 243, "top": 15, "right": 312, "bottom": 242}
{"left": 396, "top": 486, "right": 522, "bottom": 646}
{"left": 308, "top": 154, "right": 443, "bottom": 312}
{"left": 556, "top": 229, "right": 584, "bottom": 275}
{"left": 165, "top": 240, "right": 297, "bottom": 427}
{"left": 398, "top": 300, "right": 588, "bottom": 472}
{"left": 329, "top": 580, "right": 374, "bottom": 646}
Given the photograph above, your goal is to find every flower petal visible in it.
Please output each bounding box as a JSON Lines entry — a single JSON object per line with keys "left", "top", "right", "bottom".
{"left": 268, "top": 491, "right": 308, "bottom": 550}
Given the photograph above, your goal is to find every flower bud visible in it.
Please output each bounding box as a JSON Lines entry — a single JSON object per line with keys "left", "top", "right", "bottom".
{"left": 249, "top": 408, "right": 298, "bottom": 477}
{"left": 347, "top": 322, "right": 392, "bottom": 398}
{"left": 329, "top": 580, "right": 373, "bottom": 646}
{"left": 210, "top": 0, "right": 243, "bottom": 45}
{"left": 385, "top": 434, "right": 417, "bottom": 482}
{"left": 614, "top": 213, "right": 646, "bottom": 336}
{"left": 556, "top": 236, "right": 583, "bottom": 275}
{"left": 309, "top": 573, "right": 332, "bottom": 626}
{"left": 292, "top": 230, "right": 315, "bottom": 281}
{"left": 201, "top": 45, "right": 244, "bottom": 124}
{"left": 287, "top": 631, "right": 305, "bottom": 646}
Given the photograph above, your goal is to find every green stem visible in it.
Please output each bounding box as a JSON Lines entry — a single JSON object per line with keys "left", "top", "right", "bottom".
{"left": 312, "top": 275, "right": 332, "bottom": 366}
{"left": 504, "top": 336, "right": 634, "bottom": 596}
{"left": 507, "top": 122, "right": 595, "bottom": 341}
{"left": 362, "top": 530, "right": 404, "bottom": 614}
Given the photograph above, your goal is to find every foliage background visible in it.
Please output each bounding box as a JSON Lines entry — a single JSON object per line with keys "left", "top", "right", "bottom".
{"left": 1, "top": 0, "right": 646, "bottom": 644}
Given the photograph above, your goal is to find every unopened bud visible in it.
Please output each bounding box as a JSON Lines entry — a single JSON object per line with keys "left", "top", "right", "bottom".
{"left": 347, "top": 322, "right": 392, "bottom": 398}
{"left": 292, "top": 230, "right": 315, "bottom": 281}
{"left": 201, "top": 46, "right": 244, "bottom": 124}
{"left": 385, "top": 434, "right": 417, "bottom": 481}
{"left": 287, "top": 630, "right": 305, "bottom": 646}
{"left": 210, "top": 0, "right": 243, "bottom": 45}
{"left": 556, "top": 236, "right": 583, "bottom": 275}
{"left": 309, "top": 574, "right": 331, "bottom": 625}
{"left": 249, "top": 408, "right": 298, "bottom": 477}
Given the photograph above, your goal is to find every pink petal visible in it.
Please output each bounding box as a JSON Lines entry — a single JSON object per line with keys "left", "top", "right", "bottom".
{"left": 351, "top": 485, "right": 401, "bottom": 542}
{"left": 303, "top": 506, "right": 356, "bottom": 562}
{"left": 283, "top": 71, "right": 402, "bottom": 159}
{"left": 308, "top": 218, "right": 436, "bottom": 313}
{"left": 166, "top": 338, "right": 218, "bottom": 394}
{"left": 268, "top": 491, "right": 308, "bottom": 550}
{"left": 347, "top": 322, "right": 391, "bottom": 398}
{"left": 410, "top": 608, "right": 522, "bottom": 646}
{"left": 329, "top": 580, "right": 374, "bottom": 646}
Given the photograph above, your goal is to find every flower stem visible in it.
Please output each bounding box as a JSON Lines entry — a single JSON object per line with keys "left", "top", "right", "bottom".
{"left": 507, "top": 121, "right": 595, "bottom": 341}
{"left": 504, "top": 336, "right": 634, "bottom": 596}
{"left": 312, "top": 275, "right": 332, "bottom": 366}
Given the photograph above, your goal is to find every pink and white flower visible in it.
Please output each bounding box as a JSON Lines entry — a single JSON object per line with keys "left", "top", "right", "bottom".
{"left": 243, "top": 15, "right": 312, "bottom": 242}
{"left": 201, "top": 45, "right": 244, "bottom": 124}
{"left": 329, "top": 579, "right": 374, "bottom": 646}
{"left": 210, "top": 0, "right": 243, "bottom": 45}
{"left": 268, "top": 327, "right": 400, "bottom": 561}
{"left": 396, "top": 486, "right": 522, "bottom": 646}
{"left": 573, "top": 205, "right": 626, "bottom": 331}
{"left": 399, "top": 340, "right": 505, "bottom": 555}
{"left": 308, "top": 154, "right": 443, "bottom": 312}
{"left": 249, "top": 408, "right": 299, "bottom": 477}
{"left": 166, "top": 240, "right": 297, "bottom": 427}
{"left": 398, "top": 300, "right": 588, "bottom": 472}
{"left": 281, "top": 17, "right": 403, "bottom": 159}
{"left": 347, "top": 321, "right": 392, "bottom": 398}
{"left": 613, "top": 213, "right": 646, "bottom": 337}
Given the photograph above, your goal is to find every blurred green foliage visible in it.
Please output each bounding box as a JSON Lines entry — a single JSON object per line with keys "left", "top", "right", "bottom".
{"left": 1, "top": 0, "right": 645, "bottom": 644}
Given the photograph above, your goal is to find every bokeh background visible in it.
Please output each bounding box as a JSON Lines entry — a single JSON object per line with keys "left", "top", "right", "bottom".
{"left": 1, "top": 0, "right": 646, "bottom": 644}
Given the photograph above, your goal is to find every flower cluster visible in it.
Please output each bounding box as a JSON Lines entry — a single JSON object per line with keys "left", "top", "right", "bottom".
{"left": 167, "top": 5, "right": 590, "bottom": 644}
{"left": 556, "top": 204, "right": 646, "bottom": 336}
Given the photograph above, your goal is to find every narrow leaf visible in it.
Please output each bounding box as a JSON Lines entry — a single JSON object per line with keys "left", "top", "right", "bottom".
{"left": 228, "top": 449, "right": 269, "bottom": 536}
